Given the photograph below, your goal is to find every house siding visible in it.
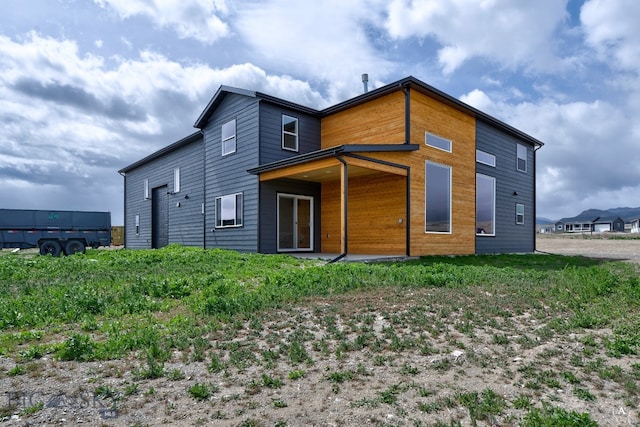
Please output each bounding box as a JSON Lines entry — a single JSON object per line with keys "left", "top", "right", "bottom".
{"left": 259, "top": 179, "right": 321, "bottom": 253}
{"left": 475, "top": 120, "right": 535, "bottom": 253}
{"left": 259, "top": 102, "right": 321, "bottom": 163}
{"left": 123, "top": 137, "right": 204, "bottom": 249}
{"left": 203, "top": 93, "right": 260, "bottom": 252}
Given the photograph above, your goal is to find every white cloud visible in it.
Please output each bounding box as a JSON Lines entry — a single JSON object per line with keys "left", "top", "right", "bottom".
{"left": 234, "top": 0, "right": 394, "bottom": 103}
{"left": 581, "top": 0, "right": 640, "bottom": 71}
{"left": 94, "top": 0, "right": 229, "bottom": 44}
{"left": 384, "top": 0, "right": 570, "bottom": 74}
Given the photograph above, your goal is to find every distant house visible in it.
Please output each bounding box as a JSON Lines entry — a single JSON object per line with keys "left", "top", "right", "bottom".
{"left": 555, "top": 215, "right": 625, "bottom": 233}
{"left": 118, "top": 76, "right": 543, "bottom": 257}
{"left": 629, "top": 218, "right": 640, "bottom": 233}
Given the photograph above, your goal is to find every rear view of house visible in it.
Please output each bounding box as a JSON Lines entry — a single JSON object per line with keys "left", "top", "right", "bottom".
{"left": 119, "top": 76, "right": 543, "bottom": 256}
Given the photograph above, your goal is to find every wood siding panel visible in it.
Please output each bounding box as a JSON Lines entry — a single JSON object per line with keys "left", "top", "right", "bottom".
{"left": 321, "top": 91, "right": 405, "bottom": 148}
{"left": 123, "top": 138, "right": 204, "bottom": 249}
{"left": 408, "top": 91, "right": 476, "bottom": 255}
{"left": 476, "top": 121, "right": 535, "bottom": 253}
{"left": 321, "top": 180, "right": 342, "bottom": 253}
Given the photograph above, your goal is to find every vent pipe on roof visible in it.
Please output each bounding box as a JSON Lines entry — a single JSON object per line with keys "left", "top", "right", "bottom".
{"left": 362, "top": 73, "right": 369, "bottom": 93}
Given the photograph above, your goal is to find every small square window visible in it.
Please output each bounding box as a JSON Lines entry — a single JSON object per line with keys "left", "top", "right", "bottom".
{"left": 215, "top": 193, "right": 243, "bottom": 228}
{"left": 426, "top": 132, "right": 452, "bottom": 152}
{"left": 222, "top": 119, "right": 236, "bottom": 156}
{"left": 282, "top": 115, "right": 298, "bottom": 151}
{"left": 516, "top": 203, "right": 525, "bottom": 225}
{"left": 476, "top": 150, "right": 496, "bottom": 167}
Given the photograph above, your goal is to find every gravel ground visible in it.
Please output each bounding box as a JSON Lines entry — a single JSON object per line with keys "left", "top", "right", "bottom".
{"left": 537, "top": 234, "right": 640, "bottom": 263}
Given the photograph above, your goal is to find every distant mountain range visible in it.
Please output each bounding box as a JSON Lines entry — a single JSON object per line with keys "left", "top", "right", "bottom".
{"left": 536, "top": 207, "right": 640, "bottom": 225}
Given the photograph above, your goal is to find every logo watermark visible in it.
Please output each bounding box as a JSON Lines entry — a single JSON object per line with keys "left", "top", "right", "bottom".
{"left": 5, "top": 390, "right": 118, "bottom": 419}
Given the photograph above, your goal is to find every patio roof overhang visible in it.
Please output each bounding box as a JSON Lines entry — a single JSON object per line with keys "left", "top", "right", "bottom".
{"left": 247, "top": 144, "right": 418, "bottom": 182}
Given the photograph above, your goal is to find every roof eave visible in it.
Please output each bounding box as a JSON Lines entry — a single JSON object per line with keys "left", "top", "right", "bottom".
{"left": 118, "top": 131, "right": 203, "bottom": 174}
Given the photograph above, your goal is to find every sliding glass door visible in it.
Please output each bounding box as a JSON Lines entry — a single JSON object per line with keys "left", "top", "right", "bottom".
{"left": 278, "top": 194, "right": 313, "bottom": 251}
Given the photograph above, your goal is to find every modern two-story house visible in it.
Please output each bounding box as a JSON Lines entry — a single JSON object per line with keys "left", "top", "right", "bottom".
{"left": 118, "top": 76, "right": 543, "bottom": 257}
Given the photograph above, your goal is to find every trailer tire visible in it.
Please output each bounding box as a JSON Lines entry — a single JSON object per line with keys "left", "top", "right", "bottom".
{"left": 40, "top": 240, "right": 62, "bottom": 256}
{"left": 64, "top": 240, "right": 86, "bottom": 256}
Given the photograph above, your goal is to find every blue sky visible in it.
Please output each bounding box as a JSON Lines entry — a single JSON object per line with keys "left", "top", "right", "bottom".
{"left": 1, "top": 0, "right": 639, "bottom": 225}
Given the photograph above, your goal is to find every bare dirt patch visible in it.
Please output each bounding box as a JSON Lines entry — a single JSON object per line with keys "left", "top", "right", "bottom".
{"left": 537, "top": 234, "right": 640, "bottom": 263}
{"left": 2, "top": 283, "right": 638, "bottom": 426}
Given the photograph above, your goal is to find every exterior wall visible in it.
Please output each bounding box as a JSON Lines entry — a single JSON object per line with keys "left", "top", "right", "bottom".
{"left": 405, "top": 90, "right": 476, "bottom": 256}
{"left": 475, "top": 121, "right": 535, "bottom": 253}
{"left": 259, "top": 102, "right": 321, "bottom": 163}
{"left": 123, "top": 138, "right": 204, "bottom": 249}
{"left": 259, "top": 179, "right": 321, "bottom": 253}
{"left": 321, "top": 173, "right": 406, "bottom": 255}
{"left": 321, "top": 91, "right": 405, "bottom": 148}
{"left": 203, "top": 93, "right": 260, "bottom": 252}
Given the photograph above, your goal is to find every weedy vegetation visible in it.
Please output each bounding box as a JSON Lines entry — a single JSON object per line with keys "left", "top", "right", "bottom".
{"left": 0, "top": 244, "right": 639, "bottom": 425}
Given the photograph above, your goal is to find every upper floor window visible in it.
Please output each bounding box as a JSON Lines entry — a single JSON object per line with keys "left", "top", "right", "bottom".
{"left": 517, "top": 144, "right": 527, "bottom": 172}
{"left": 282, "top": 115, "right": 298, "bottom": 151}
{"left": 426, "top": 132, "right": 452, "bottom": 153}
{"left": 476, "top": 149, "right": 496, "bottom": 167}
{"left": 216, "top": 193, "right": 243, "bottom": 228}
{"left": 173, "top": 167, "right": 181, "bottom": 193}
{"left": 222, "top": 119, "right": 236, "bottom": 156}
{"left": 425, "top": 161, "right": 451, "bottom": 233}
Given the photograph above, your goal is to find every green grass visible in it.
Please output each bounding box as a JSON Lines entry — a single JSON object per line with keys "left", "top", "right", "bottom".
{"left": 1, "top": 244, "right": 639, "bottom": 424}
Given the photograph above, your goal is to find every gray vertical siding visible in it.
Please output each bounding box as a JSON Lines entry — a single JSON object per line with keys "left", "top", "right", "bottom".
{"left": 476, "top": 120, "right": 535, "bottom": 254}
{"left": 259, "top": 179, "right": 321, "bottom": 253}
{"left": 203, "top": 93, "right": 260, "bottom": 252}
{"left": 123, "top": 137, "right": 204, "bottom": 249}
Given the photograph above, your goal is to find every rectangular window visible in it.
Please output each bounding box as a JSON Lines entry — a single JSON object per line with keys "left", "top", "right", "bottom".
{"left": 516, "top": 203, "right": 525, "bottom": 225}
{"left": 143, "top": 179, "right": 149, "bottom": 200}
{"left": 215, "top": 193, "right": 243, "bottom": 228}
{"left": 221, "top": 119, "right": 236, "bottom": 156}
{"left": 282, "top": 115, "right": 298, "bottom": 151}
{"left": 517, "top": 144, "right": 527, "bottom": 172}
{"left": 426, "top": 132, "right": 452, "bottom": 152}
{"left": 135, "top": 214, "right": 140, "bottom": 235}
{"left": 476, "top": 149, "right": 496, "bottom": 167}
{"left": 425, "top": 161, "right": 451, "bottom": 233}
{"left": 173, "top": 167, "right": 180, "bottom": 193}
{"left": 476, "top": 174, "right": 495, "bottom": 235}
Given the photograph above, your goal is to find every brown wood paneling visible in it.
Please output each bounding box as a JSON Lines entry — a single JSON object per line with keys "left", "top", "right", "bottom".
{"left": 321, "top": 91, "right": 405, "bottom": 148}
{"left": 347, "top": 173, "right": 406, "bottom": 254}
{"left": 321, "top": 180, "right": 342, "bottom": 253}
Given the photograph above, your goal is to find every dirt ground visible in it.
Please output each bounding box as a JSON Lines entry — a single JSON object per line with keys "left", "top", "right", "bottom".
{"left": 1, "top": 236, "right": 639, "bottom": 426}
{"left": 536, "top": 234, "right": 640, "bottom": 263}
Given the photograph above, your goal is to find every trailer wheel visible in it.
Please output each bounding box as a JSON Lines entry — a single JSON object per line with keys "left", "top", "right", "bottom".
{"left": 40, "top": 240, "right": 62, "bottom": 256}
{"left": 64, "top": 240, "right": 86, "bottom": 256}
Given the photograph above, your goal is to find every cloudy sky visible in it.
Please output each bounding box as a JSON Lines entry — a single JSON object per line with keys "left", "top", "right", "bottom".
{"left": 1, "top": 0, "right": 639, "bottom": 225}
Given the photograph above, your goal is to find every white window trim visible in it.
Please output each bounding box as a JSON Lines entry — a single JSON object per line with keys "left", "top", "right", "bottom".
{"left": 425, "top": 160, "right": 452, "bottom": 234}
{"left": 476, "top": 173, "right": 496, "bottom": 236}
{"left": 425, "top": 132, "right": 452, "bottom": 153}
{"left": 517, "top": 144, "right": 527, "bottom": 173}
{"left": 476, "top": 149, "right": 496, "bottom": 167}
{"left": 516, "top": 203, "right": 525, "bottom": 225}
{"left": 277, "top": 193, "right": 314, "bottom": 252}
{"left": 221, "top": 119, "right": 236, "bottom": 156}
{"left": 143, "top": 179, "right": 149, "bottom": 200}
{"left": 282, "top": 114, "right": 299, "bottom": 152}
{"left": 173, "top": 167, "right": 181, "bottom": 193}
{"left": 215, "top": 193, "right": 243, "bottom": 228}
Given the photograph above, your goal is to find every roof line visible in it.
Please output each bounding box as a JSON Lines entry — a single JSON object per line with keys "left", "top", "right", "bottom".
{"left": 118, "top": 131, "right": 203, "bottom": 174}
